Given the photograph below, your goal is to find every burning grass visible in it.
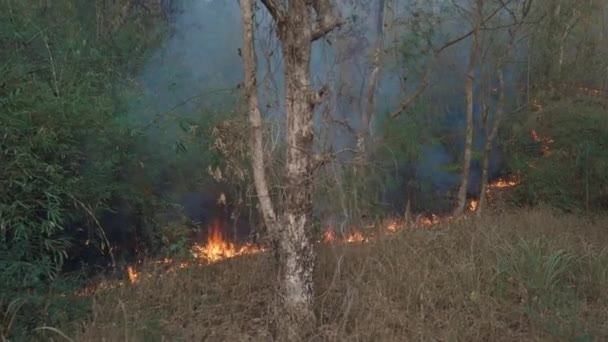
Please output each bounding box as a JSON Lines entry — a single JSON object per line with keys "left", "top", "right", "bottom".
{"left": 191, "top": 219, "right": 263, "bottom": 263}
{"left": 38, "top": 208, "right": 608, "bottom": 341}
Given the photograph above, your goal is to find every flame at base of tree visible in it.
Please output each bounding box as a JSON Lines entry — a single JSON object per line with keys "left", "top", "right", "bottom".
{"left": 72, "top": 175, "right": 522, "bottom": 295}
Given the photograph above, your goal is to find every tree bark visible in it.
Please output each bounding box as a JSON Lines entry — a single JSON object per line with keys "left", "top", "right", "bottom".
{"left": 239, "top": 0, "right": 278, "bottom": 241}
{"left": 243, "top": 0, "right": 340, "bottom": 336}
{"left": 277, "top": 1, "right": 317, "bottom": 325}
{"left": 454, "top": 0, "right": 482, "bottom": 216}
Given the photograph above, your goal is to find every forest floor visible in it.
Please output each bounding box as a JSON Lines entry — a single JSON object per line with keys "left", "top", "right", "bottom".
{"left": 50, "top": 208, "right": 607, "bottom": 341}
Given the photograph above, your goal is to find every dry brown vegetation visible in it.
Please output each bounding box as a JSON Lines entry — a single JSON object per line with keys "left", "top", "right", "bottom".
{"left": 53, "top": 208, "right": 608, "bottom": 341}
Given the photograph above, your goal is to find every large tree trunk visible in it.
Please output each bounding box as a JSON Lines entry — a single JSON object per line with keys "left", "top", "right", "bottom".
{"left": 243, "top": 0, "right": 340, "bottom": 336}
{"left": 454, "top": 6, "right": 481, "bottom": 216}
{"left": 277, "top": 1, "right": 317, "bottom": 325}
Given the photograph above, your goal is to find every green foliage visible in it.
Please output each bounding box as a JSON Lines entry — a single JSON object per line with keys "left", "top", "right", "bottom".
{"left": 0, "top": 0, "right": 215, "bottom": 338}
{"left": 503, "top": 98, "right": 608, "bottom": 211}
{"left": 494, "top": 237, "right": 600, "bottom": 339}
{"left": 497, "top": 238, "right": 577, "bottom": 295}
{"left": 313, "top": 109, "right": 427, "bottom": 225}
{"left": 577, "top": 247, "right": 608, "bottom": 303}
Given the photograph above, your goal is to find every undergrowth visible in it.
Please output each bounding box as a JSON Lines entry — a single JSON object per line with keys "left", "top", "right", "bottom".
{"left": 5, "top": 208, "right": 606, "bottom": 341}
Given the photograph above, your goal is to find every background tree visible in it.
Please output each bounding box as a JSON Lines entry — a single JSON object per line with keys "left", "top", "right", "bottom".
{"left": 453, "top": 0, "right": 484, "bottom": 216}
{"left": 476, "top": 0, "right": 533, "bottom": 215}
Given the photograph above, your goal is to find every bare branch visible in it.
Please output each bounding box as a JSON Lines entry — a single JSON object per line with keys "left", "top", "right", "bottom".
{"left": 391, "top": 0, "right": 512, "bottom": 119}
{"left": 312, "top": 148, "right": 357, "bottom": 171}
{"left": 389, "top": 56, "right": 434, "bottom": 118}
{"left": 311, "top": 0, "right": 342, "bottom": 41}
{"left": 309, "top": 83, "right": 329, "bottom": 106}
{"left": 259, "top": 0, "right": 286, "bottom": 23}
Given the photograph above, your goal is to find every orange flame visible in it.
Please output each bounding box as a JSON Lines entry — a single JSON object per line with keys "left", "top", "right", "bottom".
{"left": 468, "top": 199, "right": 479, "bottom": 212}
{"left": 345, "top": 231, "right": 366, "bottom": 243}
{"left": 321, "top": 228, "right": 366, "bottom": 244}
{"left": 530, "top": 129, "right": 554, "bottom": 156}
{"left": 76, "top": 173, "right": 526, "bottom": 297}
{"left": 190, "top": 220, "right": 261, "bottom": 263}
{"left": 385, "top": 220, "right": 399, "bottom": 233}
{"left": 418, "top": 214, "right": 441, "bottom": 226}
{"left": 322, "top": 229, "right": 336, "bottom": 243}
{"left": 489, "top": 178, "right": 520, "bottom": 189}
{"left": 126, "top": 266, "right": 139, "bottom": 283}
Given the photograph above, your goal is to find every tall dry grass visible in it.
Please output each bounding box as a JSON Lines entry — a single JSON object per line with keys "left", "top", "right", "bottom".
{"left": 41, "top": 208, "right": 607, "bottom": 341}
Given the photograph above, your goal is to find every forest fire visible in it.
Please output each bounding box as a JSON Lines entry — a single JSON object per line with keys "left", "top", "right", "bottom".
{"left": 530, "top": 129, "right": 554, "bottom": 156}
{"left": 126, "top": 266, "right": 139, "bottom": 283}
{"left": 576, "top": 85, "right": 607, "bottom": 98}
{"left": 345, "top": 231, "right": 366, "bottom": 243}
{"left": 418, "top": 214, "right": 441, "bottom": 226}
{"left": 322, "top": 229, "right": 336, "bottom": 242}
{"left": 468, "top": 199, "right": 479, "bottom": 212}
{"left": 489, "top": 177, "right": 520, "bottom": 189}
{"left": 322, "top": 229, "right": 367, "bottom": 244}
{"left": 190, "top": 220, "right": 261, "bottom": 263}
{"left": 79, "top": 175, "right": 523, "bottom": 295}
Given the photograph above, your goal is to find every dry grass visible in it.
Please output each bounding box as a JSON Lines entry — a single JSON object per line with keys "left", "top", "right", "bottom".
{"left": 50, "top": 208, "right": 608, "bottom": 341}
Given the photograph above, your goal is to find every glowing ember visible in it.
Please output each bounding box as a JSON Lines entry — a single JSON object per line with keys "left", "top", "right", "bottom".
{"left": 345, "top": 231, "right": 366, "bottom": 243}
{"left": 322, "top": 229, "right": 336, "bottom": 243}
{"left": 418, "top": 214, "right": 441, "bottom": 226}
{"left": 126, "top": 266, "right": 139, "bottom": 283}
{"left": 489, "top": 178, "right": 520, "bottom": 189}
{"left": 385, "top": 220, "right": 399, "bottom": 233}
{"left": 78, "top": 172, "right": 526, "bottom": 297}
{"left": 190, "top": 220, "right": 261, "bottom": 263}
{"left": 530, "top": 129, "right": 554, "bottom": 156}
{"left": 577, "top": 85, "right": 606, "bottom": 97}
{"left": 468, "top": 199, "right": 479, "bottom": 212}
{"left": 321, "top": 228, "right": 366, "bottom": 244}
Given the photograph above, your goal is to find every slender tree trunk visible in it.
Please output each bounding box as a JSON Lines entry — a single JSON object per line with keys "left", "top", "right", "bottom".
{"left": 477, "top": 2, "right": 532, "bottom": 215}
{"left": 477, "top": 66, "right": 504, "bottom": 215}
{"left": 557, "top": 13, "right": 579, "bottom": 77}
{"left": 239, "top": 0, "right": 278, "bottom": 242}
{"left": 454, "top": 4, "right": 481, "bottom": 216}
{"left": 356, "top": 0, "right": 385, "bottom": 163}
